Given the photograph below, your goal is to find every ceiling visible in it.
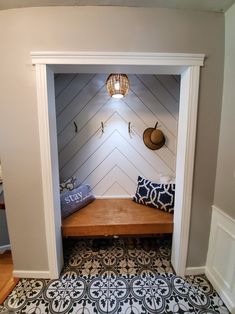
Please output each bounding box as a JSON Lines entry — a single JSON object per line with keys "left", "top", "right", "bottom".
{"left": 0, "top": 0, "right": 234, "bottom": 12}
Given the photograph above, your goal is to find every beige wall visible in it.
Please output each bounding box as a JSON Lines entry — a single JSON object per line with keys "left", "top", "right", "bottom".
{"left": 0, "top": 6, "right": 224, "bottom": 272}
{"left": 214, "top": 3, "right": 235, "bottom": 219}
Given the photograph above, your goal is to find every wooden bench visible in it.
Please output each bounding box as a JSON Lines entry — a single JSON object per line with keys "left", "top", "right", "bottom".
{"left": 62, "top": 198, "right": 173, "bottom": 237}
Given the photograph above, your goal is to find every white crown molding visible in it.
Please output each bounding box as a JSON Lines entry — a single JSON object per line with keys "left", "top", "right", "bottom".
{"left": 31, "top": 51, "right": 205, "bottom": 66}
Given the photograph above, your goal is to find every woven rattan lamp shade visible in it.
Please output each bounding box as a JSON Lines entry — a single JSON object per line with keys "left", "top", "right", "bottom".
{"left": 106, "top": 74, "right": 129, "bottom": 98}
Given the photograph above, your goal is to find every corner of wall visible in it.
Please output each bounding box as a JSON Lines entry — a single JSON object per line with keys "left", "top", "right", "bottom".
{"left": 205, "top": 205, "right": 235, "bottom": 313}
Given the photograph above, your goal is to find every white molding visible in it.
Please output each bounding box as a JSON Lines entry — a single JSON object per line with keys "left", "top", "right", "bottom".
{"left": 0, "top": 244, "right": 11, "bottom": 254}
{"left": 206, "top": 205, "right": 235, "bottom": 313}
{"left": 35, "top": 64, "right": 62, "bottom": 279}
{"left": 212, "top": 205, "right": 235, "bottom": 224}
{"left": 13, "top": 270, "right": 51, "bottom": 279}
{"left": 185, "top": 266, "right": 205, "bottom": 276}
{"left": 171, "top": 66, "right": 200, "bottom": 276}
{"left": 32, "top": 51, "right": 204, "bottom": 278}
{"left": 31, "top": 51, "right": 205, "bottom": 66}
{"left": 206, "top": 268, "right": 235, "bottom": 314}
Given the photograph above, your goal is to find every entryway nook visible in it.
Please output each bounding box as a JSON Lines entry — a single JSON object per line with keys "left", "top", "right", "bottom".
{"left": 31, "top": 52, "right": 205, "bottom": 279}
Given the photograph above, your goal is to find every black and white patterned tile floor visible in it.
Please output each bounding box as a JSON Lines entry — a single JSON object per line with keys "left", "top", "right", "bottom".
{"left": 0, "top": 236, "right": 230, "bottom": 313}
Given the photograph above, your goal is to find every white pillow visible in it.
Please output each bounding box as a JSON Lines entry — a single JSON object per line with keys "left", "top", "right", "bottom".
{"left": 159, "top": 174, "right": 175, "bottom": 184}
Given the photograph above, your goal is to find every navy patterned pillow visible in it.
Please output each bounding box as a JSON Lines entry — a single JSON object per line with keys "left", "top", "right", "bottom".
{"left": 133, "top": 176, "right": 175, "bottom": 213}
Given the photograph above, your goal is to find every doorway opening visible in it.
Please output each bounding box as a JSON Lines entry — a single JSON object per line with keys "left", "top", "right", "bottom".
{"left": 56, "top": 72, "right": 177, "bottom": 249}
{"left": 32, "top": 52, "right": 204, "bottom": 279}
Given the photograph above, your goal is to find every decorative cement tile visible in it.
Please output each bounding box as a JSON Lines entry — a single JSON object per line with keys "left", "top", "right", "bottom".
{"left": 2, "top": 236, "right": 230, "bottom": 314}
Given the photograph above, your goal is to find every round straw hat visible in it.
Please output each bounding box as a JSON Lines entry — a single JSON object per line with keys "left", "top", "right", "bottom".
{"left": 143, "top": 123, "right": 165, "bottom": 150}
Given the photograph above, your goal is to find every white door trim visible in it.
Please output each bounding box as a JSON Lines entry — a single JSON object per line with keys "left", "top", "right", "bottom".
{"left": 172, "top": 66, "right": 201, "bottom": 275}
{"left": 31, "top": 51, "right": 204, "bottom": 66}
{"left": 32, "top": 52, "right": 204, "bottom": 278}
{"left": 35, "top": 65, "right": 63, "bottom": 279}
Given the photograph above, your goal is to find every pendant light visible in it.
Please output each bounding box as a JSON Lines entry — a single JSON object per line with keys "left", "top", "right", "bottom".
{"left": 106, "top": 74, "right": 129, "bottom": 99}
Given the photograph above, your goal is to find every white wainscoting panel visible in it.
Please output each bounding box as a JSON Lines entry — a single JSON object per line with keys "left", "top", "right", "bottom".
{"left": 55, "top": 74, "right": 179, "bottom": 197}
{"left": 206, "top": 205, "right": 235, "bottom": 313}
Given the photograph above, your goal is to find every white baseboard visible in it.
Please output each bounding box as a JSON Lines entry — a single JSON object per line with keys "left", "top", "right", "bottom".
{"left": 206, "top": 267, "right": 235, "bottom": 314}
{"left": 185, "top": 266, "right": 205, "bottom": 276}
{"left": 206, "top": 205, "right": 235, "bottom": 314}
{"left": 13, "top": 270, "right": 51, "bottom": 279}
{"left": 0, "top": 244, "right": 11, "bottom": 254}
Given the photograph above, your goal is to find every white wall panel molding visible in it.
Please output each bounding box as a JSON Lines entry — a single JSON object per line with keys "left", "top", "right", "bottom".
{"left": 136, "top": 75, "right": 179, "bottom": 119}
{"left": 157, "top": 75, "right": 180, "bottom": 101}
{"left": 82, "top": 149, "right": 139, "bottom": 194}
{"left": 55, "top": 74, "right": 77, "bottom": 97}
{"left": 58, "top": 87, "right": 108, "bottom": 138}
{"left": 57, "top": 74, "right": 106, "bottom": 134}
{"left": 206, "top": 205, "right": 235, "bottom": 313}
{"left": 56, "top": 74, "right": 178, "bottom": 197}
{"left": 56, "top": 73, "right": 94, "bottom": 116}
{"left": 130, "top": 75, "right": 178, "bottom": 135}
{"left": 93, "top": 165, "right": 136, "bottom": 197}
{"left": 57, "top": 74, "right": 178, "bottom": 151}
{"left": 59, "top": 113, "right": 175, "bottom": 181}
{"left": 71, "top": 130, "right": 162, "bottom": 181}
{"left": 58, "top": 96, "right": 176, "bottom": 166}
{"left": 124, "top": 89, "right": 177, "bottom": 151}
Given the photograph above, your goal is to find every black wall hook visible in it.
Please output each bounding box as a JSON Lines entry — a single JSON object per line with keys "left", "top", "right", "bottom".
{"left": 101, "top": 122, "right": 104, "bottom": 133}
{"left": 74, "top": 121, "right": 78, "bottom": 133}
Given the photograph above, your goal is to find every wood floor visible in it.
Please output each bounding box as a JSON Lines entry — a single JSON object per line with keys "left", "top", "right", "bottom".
{"left": 0, "top": 251, "right": 18, "bottom": 304}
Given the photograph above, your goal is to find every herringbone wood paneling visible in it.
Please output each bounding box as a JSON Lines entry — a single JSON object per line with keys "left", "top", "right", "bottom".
{"left": 55, "top": 74, "right": 180, "bottom": 197}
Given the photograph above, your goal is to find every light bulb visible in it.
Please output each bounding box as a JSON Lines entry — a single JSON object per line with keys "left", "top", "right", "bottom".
{"left": 114, "top": 81, "right": 120, "bottom": 90}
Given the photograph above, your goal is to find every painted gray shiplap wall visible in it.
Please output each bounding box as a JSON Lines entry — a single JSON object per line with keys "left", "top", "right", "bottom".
{"left": 0, "top": 183, "right": 10, "bottom": 248}
{"left": 55, "top": 74, "right": 180, "bottom": 197}
{"left": 0, "top": 210, "right": 10, "bottom": 247}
